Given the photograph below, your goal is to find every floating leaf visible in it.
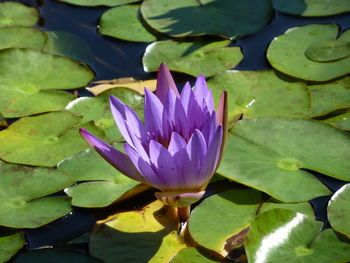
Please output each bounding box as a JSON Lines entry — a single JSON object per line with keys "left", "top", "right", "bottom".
{"left": 66, "top": 89, "right": 144, "bottom": 142}
{"left": 0, "top": 48, "right": 94, "bottom": 118}
{"left": 305, "top": 40, "right": 350, "bottom": 62}
{"left": 267, "top": 24, "right": 350, "bottom": 82}
{"left": 0, "top": 2, "right": 38, "bottom": 28}
{"left": 0, "top": 111, "right": 104, "bottom": 167}
{"left": 218, "top": 117, "right": 348, "bottom": 202}
{"left": 309, "top": 76, "right": 350, "bottom": 117}
{"left": 58, "top": 149, "right": 148, "bottom": 207}
{"left": 0, "top": 231, "right": 25, "bottom": 263}
{"left": 141, "top": 0, "right": 272, "bottom": 38}
{"left": 259, "top": 199, "right": 314, "bottom": 218}
{"left": 0, "top": 162, "right": 72, "bottom": 228}
{"left": 272, "top": 0, "right": 350, "bottom": 16}
{"left": 143, "top": 40, "right": 243, "bottom": 77}
{"left": 169, "top": 248, "right": 220, "bottom": 263}
{"left": 322, "top": 111, "right": 350, "bottom": 131}
{"left": 99, "top": 5, "right": 157, "bottom": 43}
{"left": 245, "top": 209, "right": 350, "bottom": 263}
{"left": 14, "top": 249, "right": 103, "bottom": 263}
{"left": 90, "top": 201, "right": 185, "bottom": 263}
{"left": 188, "top": 189, "right": 261, "bottom": 257}
{"left": 58, "top": 0, "right": 139, "bottom": 6}
{"left": 328, "top": 184, "right": 350, "bottom": 239}
{"left": 207, "top": 70, "right": 310, "bottom": 123}
{"left": 0, "top": 27, "right": 46, "bottom": 50}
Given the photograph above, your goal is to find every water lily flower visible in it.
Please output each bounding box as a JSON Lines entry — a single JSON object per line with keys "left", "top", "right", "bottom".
{"left": 80, "top": 63, "right": 227, "bottom": 208}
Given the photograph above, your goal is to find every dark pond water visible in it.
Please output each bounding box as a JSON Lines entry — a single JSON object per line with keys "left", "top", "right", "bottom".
{"left": 4, "top": 0, "right": 350, "bottom": 255}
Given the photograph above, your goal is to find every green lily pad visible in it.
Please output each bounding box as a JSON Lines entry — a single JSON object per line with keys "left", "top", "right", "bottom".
{"left": 58, "top": 149, "right": 146, "bottom": 208}
{"left": 0, "top": 231, "right": 25, "bottom": 263}
{"left": 0, "top": 27, "right": 46, "bottom": 50}
{"left": 207, "top": 70, "right": 310, "bottom": 123}
{"left": 0, "top": 2, "right": 38, "bottom": 28}
{"left": 267, "top": 24, "right": 350, "bottom": 82}
{"left": 218, "top": 117, "right": 349, "bottom": 202}
{"left": 322, "top": 111, "right": 350, "bottom": 131}
{"left": 169, "top": 248, "right": 220, "bottom": 263}
{"left": 309, "top": 76, "right": 350, "bottom": 117}
{"left": 141, "top": 0, "right": 272, "bottom": 38}
{"left": 245, "top": 209, "right": 350, "bottom": 263}
{"left": 0, "top": 111, "right": 104, "bottom": 167}
{"left": 0, "top": 162, "right": 72, "bottom": 228}
{"left": 58, "top": 0, "right": 139, "bottom": 6}
{"left": 14, "top": 249, "right": 103, "bottom": 263}
{"left": 328, "top": 184, "right": 350, "bottom": 239}
{"left": 305, "top": 40, "right": 350, "bottom": 62}
{"left": 90, "top": 201, "right": 185, "bottom": 263}
{"left": 143, "top": 40, "right": 243, "bottom": 77}
{"left": 272, "top": 0, "right": 350, "bottom": 16}
{"left": 259, "top": 199, "right": 314, "bottom": 218}
{"left": 66, "top": 88, "right": 144, "bottom": 142}
{"left": 99, "top": 5, "right": 157, "bottom": 43}
{"left": 188, "top": 189, "right": 262, "bottom": 257}
{"left": 0, "top": 48, "right": 94, "bottom": 118}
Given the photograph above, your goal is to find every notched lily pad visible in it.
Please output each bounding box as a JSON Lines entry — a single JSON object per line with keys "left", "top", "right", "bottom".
{"left": 188, "top": 189, "right": 262, "bottom": 257}
{"left": 0, "top": 162, "right": 72, "bottom": 228}
{"left": 0, "top": 27, "right": 47, "bottom": 50}
{"left": 58, "top": 0, "right": 139, "bottom": 7}
{"left": 207, "top": 70, "right": 310, "bottom": 123}
{"left": 143, "top": 40, "right": 243, "bottom": 77}
{"left": 0, "top": 48, "right": 94, "bottom": 118}
{"left": 99, "top": 5, "right": 157, "bottom": 43}
{"left": 322, "top": 111, "right": 350, "bottom": 131}
{"left": 0, "top": 230, "right": 25, "bottom": 263}
{"left": 218, "top": 117, "right": 350, "bottom": 202}
{"left": 245, "top": 209, "right": 350, "bottom": 263}
{"left": 305, "top": 40, "right": 350, "bottom": 62}
{"left": 328, "top": 184, "right": 350, "bottom": 239}
{"left": 90, "top": 201, "right": 185, "bottom": 263}
{"left": 0, "top": 2, "right": 38, "bottom": 28}
{"left": 267, "top": 24, "right": 350, "bottom": 82}
{"left": 0, "top": 111, "right": 104, "bottom": 167}
{"left": 58, "top": 149, "right": 148, "bottom": 208}
{"left": 141, "top": 0, "right": 272, "bottom": 39}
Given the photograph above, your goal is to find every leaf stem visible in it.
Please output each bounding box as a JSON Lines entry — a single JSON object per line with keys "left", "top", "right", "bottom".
{"left": 177, "top": 206, "right": 190, "bottom": 222}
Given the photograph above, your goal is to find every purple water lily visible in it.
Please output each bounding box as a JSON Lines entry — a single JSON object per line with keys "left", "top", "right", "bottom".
{"left": 80, "top": 63, "right": 227, "bottom": 208}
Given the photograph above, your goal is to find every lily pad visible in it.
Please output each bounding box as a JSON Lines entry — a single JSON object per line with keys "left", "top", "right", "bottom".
{"left": 0, "top": 162, "right": 72, "bottom": 228}
{"left": 188, "top": 189, "right": 262, "bottom": 257}
{"left": 0, "top": 27, "right": 46, "bottom": 50}
{"left": 309, "top": 76, "right": 350, "bottom": 117}
{"left": 143, "top": 40, "right": 243, "bottom": 77}
{"left": 245, "top": 209, "right": 350, "bottom": 263}
{"left": 207, "top": 70, "right": 310, "bottom": 123}
{"left": 58, "top": 0, "right": 139, "bottom": 6}
{"left": 305, "top": 40, "right": 350, "bottom": 62}
{"left": 259, "top": 199, "right": 314, "bottom": 218}
{"left": 66, "top": 88, "right": 144, "bottom": 142}
{"left": 58, "top": 149, "right": 148, "bottom": 208}
{"left": 99, "top": 5, "right": 157, "bottom": 43}
{"left": 267, "top": 24, "right": 350, "bottom": 82}
{"left": 0, "top": 231, "right": 25, "bottom": 263}
{"left": 0, "top": 111, "right": 104, "bottom": 167}
{"left": 90, "top": 201, "right": 185, "bottom": 263}
{"left": 0, "top": 2, "right": 38, "bottom": 28}
{"left": 0, "top": 48, "right": 94, "bottom": 118}
{"left": 328, "top": 184, "right": 350, "bottom": 239}
{"left": 218, "top": 117, "right": 349, "bottom": 202}
{"left": 169, "top": 248, "right": 220, "bottom": 263}
{"left": 14, "top": 249, "right": 103, "bottom": 263}
{"left": 141, "top": 0, "right": 272, "bottom": 38}
{"left": 322, "top": 111, "right": 350, "bottom": 131}
{"left": 272, "top": 0, "right": 350, "bottom": 16}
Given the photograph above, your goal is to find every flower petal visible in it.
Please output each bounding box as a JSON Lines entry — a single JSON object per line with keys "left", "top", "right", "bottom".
{"left": 156, "top": 63, "right": 179, "bottom": 103}
{"left": 79, "top": 128, "right": 144, "bottom": 183}
{"left": 144, "top": 88, "right": 164, "bottom": 138}
{"left": 186, "top": 129, "right": 207, "bottom": 172}
{"left": 194, "top": 74, "right": 209, "bottom": 107}
{"left": 180, "top": 82, "right": 193, "bottom": 115}
{"left": 216, "top": 91, "right": 228, "bottom": 168}
{"left": 168, "top": 132, "right": 187, "bottom": 156}
{"left": 201, "top": 112, "right": 218, "bottom": 144}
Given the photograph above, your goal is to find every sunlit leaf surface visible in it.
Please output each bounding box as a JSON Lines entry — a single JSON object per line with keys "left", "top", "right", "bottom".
{"left": 0, "top": 231, "right": 25, "bottom": 263}
{"left": 0, "top": 2, "right": 38, "bottom": 27}
{"left": 0, "top": 27, "right": 46, "bottom": 50}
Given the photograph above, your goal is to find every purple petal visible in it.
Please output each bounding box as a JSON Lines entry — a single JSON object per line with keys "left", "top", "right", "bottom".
{"left": 186, "top": 129, "right": 207, "bottom": 172}
{"left": 79, "top": 128, "right": 144, "bottom": 183}
{"left": 168, "top": 132, "right": 187, "bottom": 156}
{"left": 144, "top": 88, "right": 164, "bottom": 138}
{"left": 201, "top": 112, "right": 218, "bottom": 144}
{"left": 174, "top": 98, "right": 190, "bottom": 140}
{"left": 216, "top": 91, "right": 228, "bottom": 168}
{"left": 204, "top": 89, "right": 214, "bottom": 114}
{"left": 194, "top": 74, "right": 209, "bottom": 107}
{"left": 172, "top": 147, "right": 197, "bottom": 190}
{"left": 156, "top": 63, "right": 179, "bottom": 103}
{"left": 180, "top": 82, "right": 193, "bottom": 115}
{"left": 162, "top": 88, "right": 177, "bottom": 134}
